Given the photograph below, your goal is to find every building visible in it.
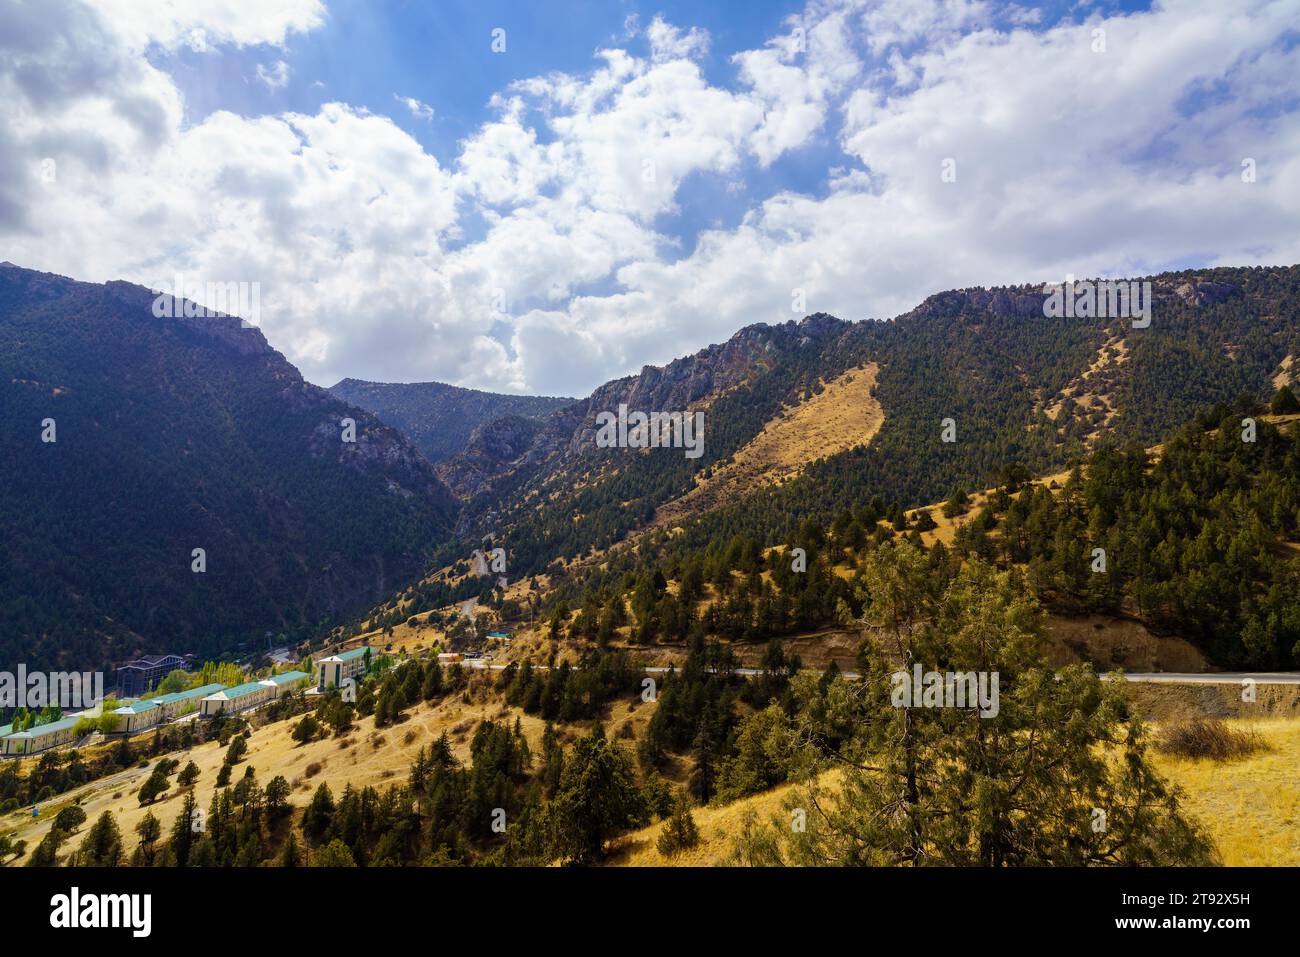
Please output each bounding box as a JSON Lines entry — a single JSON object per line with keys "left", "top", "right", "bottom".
{"left": 152, "top": 683, "right": 226, "bottom": 720}
{"left": 2, "top": 716, "right": 82, "bottom": 755}
{"left": 109, "top": 699, "right": 162, "bottom": 734}
{"left": 263, "top": 671, "right": 310, "bottom": 696}
{"left": 115, "top": 654, "right": 193, "bottom": 697}
{"left": 198, "top": 672, "right": 308, "bottom": 716}
{"left": 315, "top": 647, "right": 371, "bottom": 692}
{"left": 108, "top": 682, "right": 228, "bottom": 734}
{"left": 199, "top": 680, "right": 275, "bottom": 717}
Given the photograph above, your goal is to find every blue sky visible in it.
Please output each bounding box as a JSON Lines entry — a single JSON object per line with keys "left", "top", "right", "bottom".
{"left": 3, "top": 0, "right": 1297, "bottom": 395}
{"left": 154, "top": 0, "right": 1155, "bottom": 261}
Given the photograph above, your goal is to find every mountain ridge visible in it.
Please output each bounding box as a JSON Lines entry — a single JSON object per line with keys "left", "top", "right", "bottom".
{"left": 0, "top": 263, "right": 459, "bottom": 669}
{"left": 328, "top": 377, "right": 576, "bottom": 466}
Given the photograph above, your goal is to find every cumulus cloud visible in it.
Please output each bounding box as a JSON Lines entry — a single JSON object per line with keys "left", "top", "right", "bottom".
{"left": 646, "top": 15, "right": 710, "bottom": 63}
{"left": 91, "top": 0, "right": 325, "bottom": 50}
{"left": 3, "top": 0, "right": 1299, "bottom": 397}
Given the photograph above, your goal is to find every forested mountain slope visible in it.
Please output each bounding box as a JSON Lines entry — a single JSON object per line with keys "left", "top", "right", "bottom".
{"left": 0, "top": 264, "right": 459, "bottom": 670}
{"left": 328, "top": 378, "right": 575, "bottom": 465}
{"left": 419, "top": 265, "right": 1300, "bottom": 594}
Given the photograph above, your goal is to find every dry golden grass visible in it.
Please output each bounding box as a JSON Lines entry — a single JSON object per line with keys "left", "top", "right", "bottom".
{"left": 1273, "top": 354, "right": 1295, "bottom": 389}
{"left": 654, "top": 363, "right": 882, "bottom": 529}
{"left": 613, "top": 719, "right": 1300, "bottom": 867}
{"left": 1044, "top": 336, "right": 1129, "bottom": 436}
{"left": 1153, "top": 718, "right": 1300, "bottom": 865}
{"left": 609, "top": 776, "right": 814, "bottom": 866}
{"left": 4, "top": 679, "right": 549, "bottom": 866}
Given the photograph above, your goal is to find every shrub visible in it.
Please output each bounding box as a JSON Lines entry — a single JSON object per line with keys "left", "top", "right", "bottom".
{"left": 656, "top": 797, "right": 700, "bottom": 857}
{"left": 1158, "top": 717, "right": 1266, "bottom": 760}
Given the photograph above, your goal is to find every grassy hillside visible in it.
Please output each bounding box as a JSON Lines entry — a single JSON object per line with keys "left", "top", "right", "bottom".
{"left": 612, "top": 718, "right": 1300, "bottom": 868}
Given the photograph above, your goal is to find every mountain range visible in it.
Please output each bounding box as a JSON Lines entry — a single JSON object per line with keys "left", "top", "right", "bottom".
{"left": 3, "top": 260, "right": 1298, "bottom": 670}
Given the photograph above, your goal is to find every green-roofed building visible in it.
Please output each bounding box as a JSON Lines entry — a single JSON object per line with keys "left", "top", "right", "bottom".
{"left": 105, "top": 683, "right": 228, "bottom": 734}
{"left": 200, "top": 680, "right": 276, "bottom": 717}
{"left": 2, "top": 716, "right": 82, "bottom": 755}
{"left": 153, "top": 682, "right": 226, "bottom": 715}
{"left": 109, "top": 698, "right": 162, "bottom": 734}
{"left": 263, "top": 670, "right": 310, "bottom": 696}
{"left": 315, "top": 647, "right": 371, "bottom": 692}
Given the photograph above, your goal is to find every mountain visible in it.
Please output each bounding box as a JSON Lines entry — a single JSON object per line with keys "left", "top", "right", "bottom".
{"left": 7, "top": 259, "right": 1299, "bottom": 672}
{"left": 0, "top": 263, "right": 459, "bottom": 670}
{"left": 434, "top": 413, "right": 548, "bottom": 499}
{"left": 327, "top": 378, "right": 575, "bottom": 465}
{"left": 384, "top": 266, "right": 1299, "bottom": 626}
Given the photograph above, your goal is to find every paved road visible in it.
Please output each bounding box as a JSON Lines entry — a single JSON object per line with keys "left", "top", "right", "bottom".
{"left": 462, "top": 659, "right": 1300, "bottom": 684}
{"left": 1118, "top": 672, "right": 1300, "bottom": 685}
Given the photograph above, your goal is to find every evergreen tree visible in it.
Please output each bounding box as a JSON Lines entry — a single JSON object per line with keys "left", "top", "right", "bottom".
{"left": 551, "top": 725, "right": 644, "bottom": 864}
{"left": 70, "top": 811, "right": 123, "bottom": 866}
{"left": 735, "top": 544, "right": 1217, "bottom": 866}
{"left": 310, "top": 838, "right": 357, "bottom": 867}
{"left": 655, "top": 795, "right": 700, "bottom": 857}
{"left": 279, "top": 831, "right": 302, "bottom": 867}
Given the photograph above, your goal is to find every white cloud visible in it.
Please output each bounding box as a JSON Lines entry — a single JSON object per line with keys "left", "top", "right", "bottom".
{"left": 91, "top": 0, "right": 325, "bottom": 50}
{"left": 646, "top": 15, "right": 710, "bottom": 63}
{"left": 4, "top": 0, "right": 1300, "bottom": 399}
{"left": 395, "top": 94, "right": 435, "bottom": 121}
{"left": 733, "top": 3, "right": 862, "bottom": 165}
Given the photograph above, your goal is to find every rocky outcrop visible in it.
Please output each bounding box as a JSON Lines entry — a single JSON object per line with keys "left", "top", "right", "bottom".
{"left": 435, "top": 413, "right": 545, "bottom": 498}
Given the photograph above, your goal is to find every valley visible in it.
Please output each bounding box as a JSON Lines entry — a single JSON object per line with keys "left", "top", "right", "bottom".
{"left": 5, "top": 260, "right": 1300, "bottom": 873}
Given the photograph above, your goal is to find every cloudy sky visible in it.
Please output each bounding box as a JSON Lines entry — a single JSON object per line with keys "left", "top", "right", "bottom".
{"left": 3, "top": 0, "right": 1298, "bottom": 396}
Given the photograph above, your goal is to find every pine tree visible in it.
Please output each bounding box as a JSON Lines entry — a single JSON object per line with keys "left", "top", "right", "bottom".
{"left": 739, "top": 544, "right": 1217, "bottom": 866}
{"left": 135, "top": 812, "right": 161, "bottom": 857}
{"left": 551, "top": 724, "right": 644, "bottom": 864}
{"left": 138, "top": 766, "right": 169, "bottom": 805}
{"left": 310, "top": 838, "right": 356, "bottom": 867}
{"left": 1270, "top": 384, "right": 1299, "bottom": 415}
{"left": 25, "top": 828, "right": 66, "bottom": 866}
{"left": 655, "top": 795, "right": 700, "bottom": 857}
{"left": 71, "top": 811, "right": 123, "bottom": 866}
{"left": 169, "top": 791, "right": 198, "bottom": 866}
{"left": 301, "top": 782, "right": 335, "bottom": 844}
{"left": 279, "top": 831, "right": 302, "bottom": 867}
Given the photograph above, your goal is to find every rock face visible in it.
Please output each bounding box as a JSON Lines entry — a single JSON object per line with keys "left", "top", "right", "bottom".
{"left": 0, "top": 263, "right": 459, "bottom": 670}
{"left": 906, "top": 285, "right": 1048, "bottom": 320}
{"left": 435, "top": 414, "right": 545, "bottom": 498}
{"left": 329, "top": 377, "right": 575, "bottom": 464}
{"left": 525, "top": 313, "right": 850, "bottom": 463}
{"left": 1171, "top": 279, "right": 1238, "bottom": 307}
